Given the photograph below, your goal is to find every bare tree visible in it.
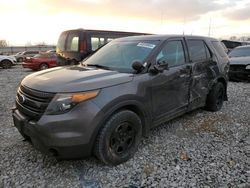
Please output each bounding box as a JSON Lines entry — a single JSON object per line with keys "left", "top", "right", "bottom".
{"left": 0, "top": 40, "right": 8, "bottom": 47}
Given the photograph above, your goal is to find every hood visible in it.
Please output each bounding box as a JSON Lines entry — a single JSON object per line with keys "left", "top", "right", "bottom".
{"left": 229, "top": 56, "right": 250, "bottom": 65}
{"left": 0, "top": 55, "right": 16, "bottom": 61}
{"left": 21, "top": 66, "right": 133, "bottom": 93}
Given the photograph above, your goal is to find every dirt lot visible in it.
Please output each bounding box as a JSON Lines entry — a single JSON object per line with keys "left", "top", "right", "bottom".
{"left": 0, "top": 65, "right": 249, "bottom": 188}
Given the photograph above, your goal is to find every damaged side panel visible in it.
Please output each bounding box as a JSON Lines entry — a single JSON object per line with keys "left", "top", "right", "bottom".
{"left": 186, "top": 39, "right": 219, "bottom": 110}
{"left": 150, "top": 64, "right": 191, "bottom": 125}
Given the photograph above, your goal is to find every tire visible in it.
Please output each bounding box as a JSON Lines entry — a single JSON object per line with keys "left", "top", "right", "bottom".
{"left": 94, "top": 110, "right": 142, "bottom": 165}
{"left": 205, "top": 82, "right": 225, "bottom": 112}
{"left": 39, "top": 63, "right": 49, "bottom": 70}
{"left": 70, "top": 59, "right": 78, "bottom": 65}
{"left": 1, "top": 60, "right": 12, "bottom": 69}
{"left": 18, "top": 57, "right": 23, "bottom": 62}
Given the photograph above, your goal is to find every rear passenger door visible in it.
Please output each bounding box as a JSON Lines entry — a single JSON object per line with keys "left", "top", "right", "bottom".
{"left": 186, "top": 38, "right": 214, "bottom": 107}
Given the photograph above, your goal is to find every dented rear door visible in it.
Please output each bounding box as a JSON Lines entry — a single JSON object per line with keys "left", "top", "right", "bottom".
{"left": 186, "top": 38, "right": 214, "bottom": 108}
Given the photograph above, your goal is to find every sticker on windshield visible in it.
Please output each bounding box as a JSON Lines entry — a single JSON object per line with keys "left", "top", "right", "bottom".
{"left": 137, "top": 42, "right": 156, "bottom": 49}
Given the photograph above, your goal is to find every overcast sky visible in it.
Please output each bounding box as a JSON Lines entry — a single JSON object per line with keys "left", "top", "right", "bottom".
{"left": 0, "top": 0, "right": 250, "bottom": 45}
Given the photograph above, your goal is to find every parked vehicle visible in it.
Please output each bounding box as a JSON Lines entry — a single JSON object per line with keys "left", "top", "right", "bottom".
{"left": 15, "top": 51, "right": 40, "bottom": 62}
{"left": 221, "top": 40, "right": 250, "bottom": 52}
{"left": 13, "top": 35, "right": 229, "bottom": 165}
{"left": 0, "top": 55, "right": 17, "bottom": 69}
{"left": 22, "top": 52, "right": 57, "bottom": 71}
{"left": 228, "top": 45, "right": 250, "bottom": 81}
{"left": 46, "top": 49, "right": 56, "bottom": 53}
{"left": 56, "top": 29, "right": 149, "bottom": 65}
{"left": 14, "top": 52, "right": 22, "bottom": 56}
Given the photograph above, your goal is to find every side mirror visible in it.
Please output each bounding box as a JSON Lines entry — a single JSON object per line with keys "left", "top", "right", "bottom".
{"left": 150, "top": 61, "right": 169, "bottom": 74}
{"left": 132, "top": 61, "right": 144, "bottom": 73}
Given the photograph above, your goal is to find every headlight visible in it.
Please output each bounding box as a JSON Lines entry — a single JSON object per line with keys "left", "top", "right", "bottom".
{"left": 246, "top": 65, "right": 250, "bottom": 70}
{"left": 45, "top": 90, "right": 99, "bottom": 115}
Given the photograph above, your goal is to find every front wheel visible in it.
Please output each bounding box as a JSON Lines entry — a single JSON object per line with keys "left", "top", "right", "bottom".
{"left": 205, "top": 82, "right": 225, "bottom": 112}
{"left": 1, "top": 60, "right": 12, "bottom": 69}
{"left": 94, "top": 110, "right": 142, "bottom": 165}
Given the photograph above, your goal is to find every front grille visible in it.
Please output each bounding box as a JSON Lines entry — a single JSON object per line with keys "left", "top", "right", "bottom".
{"left": 16, "top": 85, "right": 55, "bottom": 120}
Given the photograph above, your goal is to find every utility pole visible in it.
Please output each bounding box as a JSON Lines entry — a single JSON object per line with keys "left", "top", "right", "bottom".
{"left": 183, "top": 17, "right": 186, "bottom": 35}
{"left": 208, "top": 18, "right": 212, "bottom": 37}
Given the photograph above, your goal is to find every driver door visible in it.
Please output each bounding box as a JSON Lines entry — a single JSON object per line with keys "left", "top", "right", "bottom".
{"left": 150, "top": 38, "right": 192, "bottom": 124}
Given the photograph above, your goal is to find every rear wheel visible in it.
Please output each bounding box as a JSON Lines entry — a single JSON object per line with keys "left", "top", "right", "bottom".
{"left": 39, "top": 63, "right": 49, "bottom": 70}
{"left": 94, "top": 110, "right": 142, "bottom": 165}
{"left": 1, "top": 60, "right": 12, "bottom": 69}
{"left": 70, "top": 59, "right": 78, "bottom": 65}
{"left": 205, "top": 82, "right": 225, "bottom": 112}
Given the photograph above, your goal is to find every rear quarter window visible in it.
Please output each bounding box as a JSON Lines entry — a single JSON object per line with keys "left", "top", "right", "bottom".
{"left": 212, "top": 41, "right": 228, "bottom": 57}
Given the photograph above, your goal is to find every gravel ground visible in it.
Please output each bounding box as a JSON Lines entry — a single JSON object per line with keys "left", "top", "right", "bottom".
{"left": 0, "top": 65, "right": 249, "bottom": 188}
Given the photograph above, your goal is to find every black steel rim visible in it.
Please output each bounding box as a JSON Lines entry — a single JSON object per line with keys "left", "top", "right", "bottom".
{"left": 110, "top": 122, "right": 135, "bottom": 156}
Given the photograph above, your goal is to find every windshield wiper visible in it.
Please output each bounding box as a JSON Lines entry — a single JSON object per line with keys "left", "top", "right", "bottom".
{"left": 84, "top": 64, "right": 111, "bottom": 70}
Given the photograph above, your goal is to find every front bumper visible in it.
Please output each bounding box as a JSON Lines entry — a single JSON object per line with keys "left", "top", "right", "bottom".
{"left": 12, "top": 101, "right": 104, "bottom": 159}
{"left": 229, "top": 70, "right": 250, "bottom": 81}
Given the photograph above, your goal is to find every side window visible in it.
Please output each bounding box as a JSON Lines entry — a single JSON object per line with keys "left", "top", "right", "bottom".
{"left": 156, "top": 40, "right": 185, "bottom": 67}
{"left": 187, "top": 40, "right": 207, "bottom": 62}
{"left": 66, "top": 33, "right": 79, "bottom": 52}
{"left": 99, "top": 38, "right": 105, "bottom": 46}
{"left": 91, "top": 37, "right": 99, "bottom": 51}
{"left": 107, "top": 38, "right": 114, "bottom": 42}
{"left": 212, "top": 41, "right": 227, "bottom": 57}
{"left": 91, "top": 37, "right": 105, "bottom": 51}
{"left": 26, "top": 51, "right": 37, "bottom": 55}
{"left": 57, "top": 33, "right": 67, "bottom": 51}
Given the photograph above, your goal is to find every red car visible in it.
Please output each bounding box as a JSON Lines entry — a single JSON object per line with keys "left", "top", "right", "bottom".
{"left": 22, "top": 53, "right": 57, "bottom": 71}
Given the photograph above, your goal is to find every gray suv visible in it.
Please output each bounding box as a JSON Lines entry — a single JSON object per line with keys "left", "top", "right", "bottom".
{"left": 12, "top": 35, "right": 229, "bottom": 165}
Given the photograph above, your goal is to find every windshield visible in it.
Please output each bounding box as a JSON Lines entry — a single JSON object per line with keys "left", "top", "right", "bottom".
{"left": 56, "top": 32, "right": 67, "bottom": 52}
{"left": 229, "top": 47, "right": 250, "bottom": 57}
{"left": 82, "top": 40, "right": 159, "bottom": 73}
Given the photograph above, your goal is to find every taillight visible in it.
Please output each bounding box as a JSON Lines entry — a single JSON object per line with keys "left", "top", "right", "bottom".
{"left": 80, "top": 40, "right": 87, "bottom": 53}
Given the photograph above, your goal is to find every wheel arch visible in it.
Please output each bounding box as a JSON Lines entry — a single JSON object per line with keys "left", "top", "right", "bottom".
{"left": 111, "top": 104, "right": 149, "bottom": 135}
{"left": 90, "top": 100, "right": 151, "bottom": 154}
{"left": 209, "top": 76, "right": 228, "bottom": 101}
{"left": 216, "top": 77, "right": 228, "bottom": 101}
{"left": 0, "top": 59, "right": 13, "bottom": 68}
{"left": 1, "top": 59, "right": 12, "bottom": 63}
